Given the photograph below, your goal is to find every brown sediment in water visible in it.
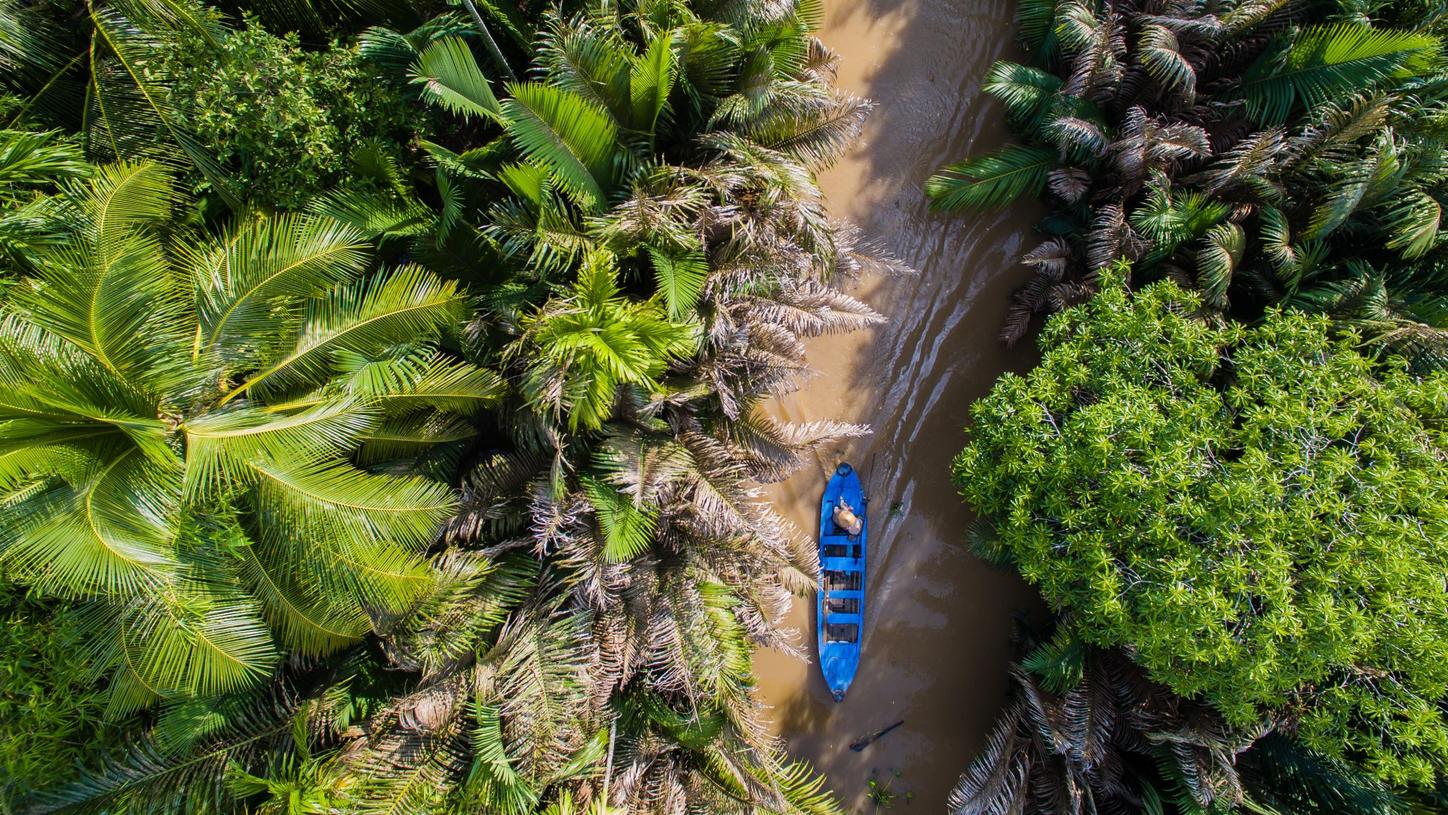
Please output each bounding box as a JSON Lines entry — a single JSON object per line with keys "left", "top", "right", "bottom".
{"left": 754, "top": 0, "right": 1048, "bottom": 810}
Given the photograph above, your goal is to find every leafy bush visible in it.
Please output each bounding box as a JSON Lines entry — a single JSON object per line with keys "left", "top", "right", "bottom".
{"left": 0, "top": 586, "right": 119, "bottom": 809}
{"left": 159, "top": 15, "right": 426, "bottom": 209}
{"left": 955, "top": 265, "right": 1448, "bottom": 786}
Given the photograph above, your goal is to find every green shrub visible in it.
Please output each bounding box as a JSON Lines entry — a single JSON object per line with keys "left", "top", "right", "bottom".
{"left": 955, "top": 264, "right": 1448, "bottom": 787}
{"left": 161, "top": 16, "right": 426, "bottom": 209}
{"left": 0, "top": 586, "right": 120, "bottom": 809}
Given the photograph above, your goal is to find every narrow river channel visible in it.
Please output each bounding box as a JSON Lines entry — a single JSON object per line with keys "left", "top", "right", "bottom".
{"left": 753, "top": 0, "right": 1047, "bottom": 809}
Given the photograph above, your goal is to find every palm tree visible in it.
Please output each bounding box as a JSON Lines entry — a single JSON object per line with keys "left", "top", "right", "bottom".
{"left": 513, "top": 249, "right": 700, "bottom": 431}
{"left": 0, "top": 128, "right": 90, "bottom": 270}
{"left": 17, "top": 0, "right": 889, "bottom": 810}
{"left": 0, "top": 161, "right": 502, "bottom": 716}
{"left": 304, "top": 3, "right": 888, "bottom": 812}
{"left": 950, "top": 631, "right": 1267, "bottom": 815}
{"left": 927, "top": 0, "right": 1448, "bottom": 360}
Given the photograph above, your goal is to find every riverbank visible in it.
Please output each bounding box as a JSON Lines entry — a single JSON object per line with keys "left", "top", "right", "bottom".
{"left": 754, "top": 0, "right": 1046, "bottom": 809}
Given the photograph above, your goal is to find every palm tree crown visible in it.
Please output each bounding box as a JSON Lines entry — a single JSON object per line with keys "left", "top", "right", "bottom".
{"left": 0, "top": 162, "right": 502, "bottom": 715}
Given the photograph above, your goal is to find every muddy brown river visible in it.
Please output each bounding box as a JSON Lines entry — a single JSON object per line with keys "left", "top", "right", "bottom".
{"left": 754, "top": 0, "right": 1047, "bottom": 810}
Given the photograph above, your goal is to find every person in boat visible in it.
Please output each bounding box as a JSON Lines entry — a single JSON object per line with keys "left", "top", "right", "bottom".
{"left": 832, "top": 497, "right": 863, "bottom": 536}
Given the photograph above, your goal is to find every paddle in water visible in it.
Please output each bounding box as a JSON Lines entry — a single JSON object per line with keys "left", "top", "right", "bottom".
{"left": 849, "top": 719, "right": 904, "bottom": 752}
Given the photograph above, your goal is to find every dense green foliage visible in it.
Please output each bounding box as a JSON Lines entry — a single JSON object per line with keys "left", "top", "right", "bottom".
{"left": 0, "top": 162, "right": 493, "bottom": 714}
{"left": 0, "top": 589, "right": 118, "bottom": 811}
{"left": 156, "top": 15, "right": 428, "bottom": 208}
{"left": 955, "top": 268, "right": 1448, "bottom": 787}
{"left": 0, "top": 0, "right": 882, "bottom": 812}
{"left": 928, "top": 0, "right": 1448, "bottom": 367}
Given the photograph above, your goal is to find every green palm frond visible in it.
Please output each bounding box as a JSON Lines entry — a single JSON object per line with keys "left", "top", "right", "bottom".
{"left": 1197, "top": 222, "right": 1245, "bottom": 309}
{"left": 1380, "top": 187, "right": 1441, "bottom": 259}
{"left": 86, "top": 5, "right": 241, "bottom": 208}
{"left": 582, "top": 474, "right": 658, "bottom": 562}
{"left": 502, "top": 82, "right": 621, "bottom": 211}
{"left": 0, "top": 0, "right": 71, "bottom": 80}
{"left": 354, "top": 416, "right": 476, "bottom": 478}
{"left": 220, "top": 265, "right": 467, "bottom": 403}
{"left": 0, "top": 129, "right": 90, "bottom": 192}
{"left": 239, "top": 544, "right": 370, "bottom": 656}
{"left": 26, "top": 689, "right": 300, "bottom": 815}
{"left": 358, "top": 15, "right": 475, "bottom": 75}
{"left": 519, "top": 250, "right": 698, "bottom": 430}
{"left": 647, "top": 246, "right": 708, "bottom": 319}
{"left": 1240, "top": 24, "right": 1442, "bottom": 125}
{"left": 191, "top": 213, "right": 370, "bottom": 366}
{"left": 12, "top": 164, "right": 187, "bottom": 390}
{"left": 1304, "top": 130, "right": 1401, "bottom": 240}
{"left": 348, "top": 354, "right": 505, "bottom": 415}
{"left": 1015, "top": 0, "right": 1061, "bottom": 61}
{"left": 535, "top": 11, "right": 633, "bottom": 124}
{"left": 0, "top": 445, "right": 178, "bottom": 597}
{"left": 766, "top": 759, "right": 842, "bottom": 815}
{"left": 181, "top": 399, "right": 376, "bottom": 498}
{"left": 464, "top": 700, "right": 541, "bottom": 815}
{"left": 251, "top": 464, "right": 442, "bottom": 613}
{"left": 309, "top": 186, "right": 437, "bottom": 244}
{"left": 251, "top": 458, "right": 455, "bottom": 552}
{"left": 410, "top": 35, "right": 504, "bottom": 123}
{"left": 1020, "top": 626, "right": 1085, "bottom": 694}
{"left": 981, "top": 60, "right": 1062, "bottom": 126}
{"left": 629, "top": 29, "right": 678, "bottom": 136}
{"left": 925, "top": 145, "right": 1055, "bottom": 211}
{"left": 1220, "top": 0, "right": 1291, "bottom": 36}
{"left": 102, "top": 584, "right": 278, "bottom": 703}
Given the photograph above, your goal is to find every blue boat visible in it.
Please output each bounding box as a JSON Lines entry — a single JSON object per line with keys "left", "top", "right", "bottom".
{"left": 817, "top": 463, "right": 865, "bottom": 702}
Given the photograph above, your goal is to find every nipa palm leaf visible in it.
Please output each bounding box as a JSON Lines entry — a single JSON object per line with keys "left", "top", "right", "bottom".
{"left": 502, "top": 82, "right": 621, "bottom": 211}
{"left": 1240, "top": 24, "right": 1441, "bottom": 125}
{"left": 925, "top": 145, "right": 1055, "bottom": 211}
{"left": 410, "top": 35, "right": 504, "bottom": 123}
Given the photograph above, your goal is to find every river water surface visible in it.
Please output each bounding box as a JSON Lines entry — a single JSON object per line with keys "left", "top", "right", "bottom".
{"left": 754, "top": 0, "right": 1046, "bottom": 809}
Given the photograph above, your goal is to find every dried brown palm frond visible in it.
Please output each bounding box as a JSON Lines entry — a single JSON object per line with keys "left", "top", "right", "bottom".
{"left": 827, "top": 221, "right": 915, "bottom": 279}
{"left": 800, "top": 37, "right": 840, "bottom": 83}
{"left": 743, "top": 278, "right": 885, "bottom": 338}
{"left": 340, "top": 674, "right": 473, "bottom": 813}
{"left": 739, "top": 88, "right": 873, "bottom": 169}
{"left": 1048, "top": 167, "right": 1093, "bottom": 203}
{"left": 1058, "top": 1, "right": 1127, "bottom": 102}
{"left": 724, "top": 408, "right": 865, "bottom": 479}
{"left": 1086, "top": 203, "right": 1130, "bottom": 273}
{"left": 588, "top": 171, "right": 714, "bottom": 254}
{"left": 445, "top": 449, "right": 556, "bottom": 544}
{"left": 1187, "top": 126, "right": 1287, "bottom": 198}
{"left": 1022, "top": 237, "right": 1075, "bottom": 278}
{"left": 1283, "top": 93, "right": 1395, "bottom": 171}
{"left": 950, "top": 643, "right": 1265, "bottom": 815}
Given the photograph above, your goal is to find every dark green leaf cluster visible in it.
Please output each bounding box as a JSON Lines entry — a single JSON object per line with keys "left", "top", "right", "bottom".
{"left": 955, "top": 265, "right": 1448, "bottom": 787}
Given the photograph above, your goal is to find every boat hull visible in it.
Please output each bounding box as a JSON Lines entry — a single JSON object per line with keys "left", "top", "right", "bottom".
{"left": 817, "top": 463, "right": 865, "bottom": 701}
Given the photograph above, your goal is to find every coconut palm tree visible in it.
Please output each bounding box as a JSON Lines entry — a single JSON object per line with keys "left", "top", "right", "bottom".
{"left": 0, "top": 161, "right": 502, "bottom": 716}
{"left": 927, "top": 0, "right": 1448, "bottom": 361}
